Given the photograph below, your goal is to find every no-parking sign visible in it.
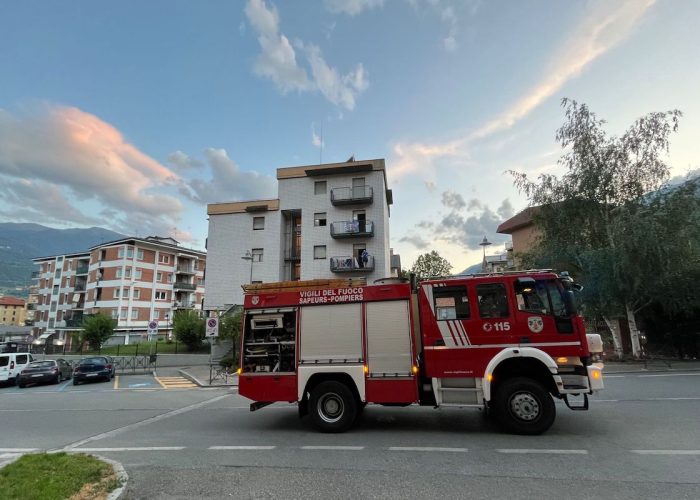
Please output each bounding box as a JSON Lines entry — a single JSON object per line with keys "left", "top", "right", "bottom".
{"left": 147, "top": 320, "right": 159, "bottom": 335}
{"left": 206, "top": 317, "right": 219, "bottom": 337}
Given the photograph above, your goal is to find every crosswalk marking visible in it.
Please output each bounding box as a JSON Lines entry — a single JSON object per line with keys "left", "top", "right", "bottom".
{"left": 154, "top": 376, "right": 198, "bottom": 389}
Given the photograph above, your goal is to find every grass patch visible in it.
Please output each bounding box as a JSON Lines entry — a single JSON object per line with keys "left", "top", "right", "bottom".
{"left": 0, "top": 452, "right": 118, "bottom": 500}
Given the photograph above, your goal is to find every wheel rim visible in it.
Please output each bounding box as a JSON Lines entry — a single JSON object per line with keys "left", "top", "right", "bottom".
{"left": 509, "top": 392, "right": 541, "bottom": 422}
{"left": 317, "top": 392, "right": 345, "bottom": 424}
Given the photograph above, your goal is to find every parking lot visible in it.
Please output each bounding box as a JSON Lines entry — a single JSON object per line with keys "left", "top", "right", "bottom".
{"left": 0, "top": 372, "right": 196, "bottom": 394}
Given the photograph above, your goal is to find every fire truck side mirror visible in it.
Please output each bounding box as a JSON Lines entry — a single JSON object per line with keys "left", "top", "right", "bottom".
{"left": 563, "top": 290, "right": 578, "bottom": 316}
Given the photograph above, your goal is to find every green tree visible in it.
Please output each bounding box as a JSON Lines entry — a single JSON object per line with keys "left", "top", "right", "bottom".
{"left": 219, "top": 310, "right": 243, "bottom": 358}
{"left": 80, "top": 313, "right": 115, "bottom": 350}
{"left": 411, "top": 250, "right": 453, "bottom": 279}
{"left": 173, "top": 310, "right": 205, "bottom": 351}
{"left": 510, "top": 99, "right": 697, "bottom": 358}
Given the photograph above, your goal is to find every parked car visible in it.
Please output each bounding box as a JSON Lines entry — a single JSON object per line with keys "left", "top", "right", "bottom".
{"left": 73, "top": 357, "right": 112, "bottom": 385}
{"left": 17, "top": 359, "right": 72, "bottom": 388}
{"left": 0, "top": 353, "right": 35, "bottom": 386}
{"left": 88, "top": 355, "right": 116, "bottom": 378}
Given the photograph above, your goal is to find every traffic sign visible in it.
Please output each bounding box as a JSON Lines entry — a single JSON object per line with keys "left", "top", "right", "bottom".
{"left": 206, "top": 317, "right": 219, "bottom": 337}
{"left": 147, "top": 320, "right": 159, "bottom": 336}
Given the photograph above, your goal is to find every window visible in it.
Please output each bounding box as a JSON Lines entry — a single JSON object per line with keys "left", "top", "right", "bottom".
{"left": 514, "top": 279, "right": 550, "bottom": 315}
{"left": 314, "top": 212, "right": 327, "bottom": 227}
{"left": 131, "top": 308, "right": 139, "bottom": 320}
{"left": 157, "top": 272, "right": 163, "bottom": 282}
{"left": 114, "top": 288, "right": 121, "bottom": 299}
{"left": 476, "top": 283, "right": 509, "bottom": 319}
{"left": 313, "top": 245, "right": 327, "bottom": 260}
{"left": 314, "top": 180, "right": 327, "bottom": 195}
{"left": 134, "top": 269, "right": 142, "bottom": 280}
{"left": 155, "top": 291, "right": 167, "bottom": 300}
{"left": 153, "top": 310, "right": 160, "bottom": 320}
{"left": 168, "top": 273, "right": 174, "bottom": 283}
{"left": 133, "top": 289, "right": 141, "bottom": 300}
{"left": 120, "top": 309, "right": 127, "bottom": 319}
{"left": 111, "top": 309, "right": 119, "bottom": 320}
{"left": 253, "top": 216, "right": 265, "bottom": 230}
{"left": 16, "top": 354, "right": 27, "bottom": 364}
{"left": 434, "top": 286, "right": 470, "bottom": 320}
{"left": 127, "top": 248, "right": 134, "bottom": 259}
{"left": 252, "top": 248, "right": 263, "bottom": 262}
{"left": 122, "top": 288, "right": 130, "bottom": 298}
{"left": 159, "top": 254, "right": 170, "bottom": 264}
{"left": 137, "top": 249, "right": 144, "bottom": 260}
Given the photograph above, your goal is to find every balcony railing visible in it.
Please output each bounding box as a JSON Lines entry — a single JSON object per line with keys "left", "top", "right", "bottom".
{"left": 176, "top": 266, "right": 196, "bottom": 274}
{"left": 174, "top": 282, "right": 196, "bottom": 291}
{"left": 31, "top": 271, "right": 41, "bottom": 279}
{"left": 74, "top": 283, "right": 86, "bottom": 292}
{"left": 173, "top": 301, "right": 195, "bottom": 309}
{"left": 330, "top": 255, "right": 375, "bottom": 273}
{"left": 65, "top": 316, "right": 84, "bottom": 328}
{"left": 283, "top": 248, "right": 301, "bottom": 261}
{"left": 331, "top": 185, "right": 373, "bottom": 205}
{"left": 330, "top": 220, "right": 374, "bottom": 239}
{"left": 75, "top": 265, "right": 89, "bottom": 275}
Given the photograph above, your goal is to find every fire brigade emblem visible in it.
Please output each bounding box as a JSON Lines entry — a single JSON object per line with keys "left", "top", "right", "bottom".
{"left": 528, "top": 316, "right": 544, "bottom": 333}
{"left": 482, "top": 323, "right": 493, "bottom": 333}
{"left": 251, "top": 295, "right": 260, "bottom": 305}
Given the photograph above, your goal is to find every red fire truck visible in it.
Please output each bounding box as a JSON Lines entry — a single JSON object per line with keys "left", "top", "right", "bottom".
{"left": 238, "top": 270, "right": 604, "bottom": 435}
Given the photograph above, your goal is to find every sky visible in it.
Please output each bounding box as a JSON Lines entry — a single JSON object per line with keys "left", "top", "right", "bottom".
{"left": 1, "top": 0, "right": 699, "bottom": 272}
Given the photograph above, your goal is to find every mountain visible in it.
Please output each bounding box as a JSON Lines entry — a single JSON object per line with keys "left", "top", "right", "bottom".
{"left": 459, "top": 263, "right": 483, "bottom": 275}
{"left": 0, "top": 223, "right": 125, "bottom": 297}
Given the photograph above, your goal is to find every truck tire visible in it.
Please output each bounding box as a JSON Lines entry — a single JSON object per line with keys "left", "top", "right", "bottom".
{"left": 492, "top": 377, "right": 555, "bottom": 435}
{"left": 309, "top": 381, "right": 358, "bottom": 433}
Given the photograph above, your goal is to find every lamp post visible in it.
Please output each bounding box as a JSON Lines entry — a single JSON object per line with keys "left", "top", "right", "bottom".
{"left": 241, "top": 251, "right": 254, "bottom": 284}
{"left": 479, "top": 236, "right": 492, "bottom": 272}
{"left": 164, "top": 313, "right": 170, "bottom": 341}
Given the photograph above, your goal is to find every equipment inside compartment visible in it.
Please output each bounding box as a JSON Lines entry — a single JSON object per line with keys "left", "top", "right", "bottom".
{"left": 242, "top": 310, "right": 296, "bottom": 373}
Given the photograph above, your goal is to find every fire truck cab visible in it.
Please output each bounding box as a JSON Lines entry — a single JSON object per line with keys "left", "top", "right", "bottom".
{"left": 238, "top": 271, "right": 604, "bottom": 435}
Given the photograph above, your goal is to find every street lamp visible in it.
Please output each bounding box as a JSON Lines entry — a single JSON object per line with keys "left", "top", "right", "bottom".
{"left": 164, "top": 313, "right": 170, "bottom": 341}
{"left": 241, "top": 251, "right": 254, "bottom": 284}
{"left": 479, "top": 236, "right": 492, "bottom": 272}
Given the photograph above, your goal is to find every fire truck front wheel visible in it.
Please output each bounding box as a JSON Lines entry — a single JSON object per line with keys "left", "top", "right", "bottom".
{"left": 493, "top": 377, "right": 556, "bottom": 435}
{"left": 309, "top": 381, "right": 358, "bottom": 433}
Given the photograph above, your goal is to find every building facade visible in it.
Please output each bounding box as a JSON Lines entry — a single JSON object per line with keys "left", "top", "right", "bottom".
{"left": 32, "top": 236, "right": 206, "bottom": 346}
{"left": 0, "top": 296, "right": 26, "bottom": 326}
{"left": 205, "top": 158, "right": 397, "bottom": 310}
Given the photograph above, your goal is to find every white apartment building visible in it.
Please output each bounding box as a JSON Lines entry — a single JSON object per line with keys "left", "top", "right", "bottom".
{"left": 205, "top": 158, "right": 398, "bottom": 309}
{"left": 32, "top": 236, "right": 206, "bottom": 346}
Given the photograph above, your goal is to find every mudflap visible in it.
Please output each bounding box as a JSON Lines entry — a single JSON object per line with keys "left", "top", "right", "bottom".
{"left": 563, "top": 393, "right": 589, "bottom": 411}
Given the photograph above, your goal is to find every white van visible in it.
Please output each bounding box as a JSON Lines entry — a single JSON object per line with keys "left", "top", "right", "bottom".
{"left": 0, "top": 353, "right": 35, "bottom": 386}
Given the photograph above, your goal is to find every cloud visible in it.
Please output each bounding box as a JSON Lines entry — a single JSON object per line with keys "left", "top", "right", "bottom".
{"left": 311, "top": 123, "right": 324, "bottom": 148}
{"left": 324, "top": 0, "right": 384, "bottom": 16}
{"left": 177, "top": 148, "right": 276, "bottom": 204}
{"left": 399, "top": 234, "right": 430, "bottom": 250}
{"left": 389, "top": 0, "right": 656, "bottom": 179}
{"left": 424, "top": 180, "right": 437, "bottom": 192}
{"left": 244, "top": 0, "right": 369, "bottom": 109}
{"left": 167, "top": 150, "right": 203, "bottom": 173}
{"left": 0, "top": 104, "right": 184, "bottom": 236}
{"left": 441, "top": 190, "right": 466, "bottom": 210}
{"left": 441, "top": 6, "right": 458, "bottom": 51}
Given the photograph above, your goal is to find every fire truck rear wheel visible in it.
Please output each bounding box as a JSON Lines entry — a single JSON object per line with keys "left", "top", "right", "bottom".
{"left": 309, "top": 381, "right": 358, "bottom": 433}
{"left": 493, "top": 377, "right": 555, "bottom": 435}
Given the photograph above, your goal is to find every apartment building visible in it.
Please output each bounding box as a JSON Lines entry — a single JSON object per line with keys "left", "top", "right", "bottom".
{"left": 32, "top": 236, "right": 206, "bottom": 346}
{"left": 205, "top": 158, "right": 399, "bottom": 309}
{"left": 0, "top": 296, "right": 26, "bottom": 326}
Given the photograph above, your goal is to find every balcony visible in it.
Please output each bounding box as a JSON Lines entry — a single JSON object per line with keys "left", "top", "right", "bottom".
{"left": 331, "top": 185, "right": 373, "bottom": 206}
{"left": 176, "top": 265, "right": 196, "bottom": 275}
{"left": 283, "top": 248, "right": 301, "bottom": 261}
{"left": 31, "top": 271, "right": 41, "bottom": 279}
{"left": 330, "top": 255, "right": 375, "bottom": 273}
{"left": 330, "top": 220, "right": 374, "bottom": 239}
{"left": 174, "top": 281, "right": 196, "bottom": 291}
{"left": 173, "top": 301, "right": 195, "bottom": 310}
{"left": 75, "top": 264, "right": 89, "bottom": 275}
{"left": 74, "top": 283, "right": 86, "bottom": 292}
{"left": 65, "top": 315, "right": 84, "bottom": 328}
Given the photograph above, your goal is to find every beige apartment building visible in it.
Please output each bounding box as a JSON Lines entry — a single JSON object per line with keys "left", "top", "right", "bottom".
{"left": 32, "top": 236, "right": 206, "bottom": 347}
{"left": 0, "top": 296, "right": 26, "bottom": 326}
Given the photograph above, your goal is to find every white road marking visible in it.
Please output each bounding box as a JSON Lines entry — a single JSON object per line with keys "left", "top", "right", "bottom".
{"left": 638, "top": 373, "right": 700, "bottom": 378}
{"left": 209, "top": 446, "right": 276, "bottom": 450}
{"left": 300, "top": 446, "right": 365, "bottom": 450}
{"left": 0, "top": 448, "right": 38, "bottom": 452}
{"left": 497, "top": 449, "right": 588, "bottom": 455}
{"left": 76, "top": 447, "right": 185, "bottom": 452}
{"left": 604, "top": 375, "right": 625, "bottom": 378}
{"left": 389, "top": 447, "right": 468, "bottom": 452}
{"left": 631, "top": 450, "right": 700, "bottom": 455}
{"left": 61, "top": 394, "right": 229, "bottom": 450}
{"left": 592, "top": 397, "right": 700, "bottom": 403}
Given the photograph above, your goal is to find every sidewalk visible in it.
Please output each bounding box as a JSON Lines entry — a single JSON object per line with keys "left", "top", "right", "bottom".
{"left": 603, "top": 359, "right": 700, "bottom": 374}
{"left": 178, "top": 365, "right": 238, "bottom": 387}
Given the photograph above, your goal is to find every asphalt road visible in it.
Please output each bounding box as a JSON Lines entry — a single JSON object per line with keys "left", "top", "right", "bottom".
{"left": 1, "top": 371, "right": 699, "bottom": 499}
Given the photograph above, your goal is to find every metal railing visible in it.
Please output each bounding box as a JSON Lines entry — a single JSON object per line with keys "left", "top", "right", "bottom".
{"left": 174, "top": 282, "right": 196, "bottom": 290}
{"left": 330, "top": 255, "right": 375, "bottom": 272}
{"left": 75, "top": 265, "right": 89, "bottom": 275}
{"left": 330, "top": 220, "right": 374, "bottom": 238}
{"left": 31, "top": 271, "right": 41, "bottom": 279}
{"left": 331, "top": 185, "right": 373, "bottom": 205}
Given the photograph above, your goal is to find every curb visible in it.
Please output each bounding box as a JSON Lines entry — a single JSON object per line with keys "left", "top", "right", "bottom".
{"left": 178, "top": 368, "right": 238, "bottom": 388}
{"left": 605, "top": 367, "right": 700, "bottom": 375}
{"left": 96, "top": 454, "right": 129, "bottom": 500}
